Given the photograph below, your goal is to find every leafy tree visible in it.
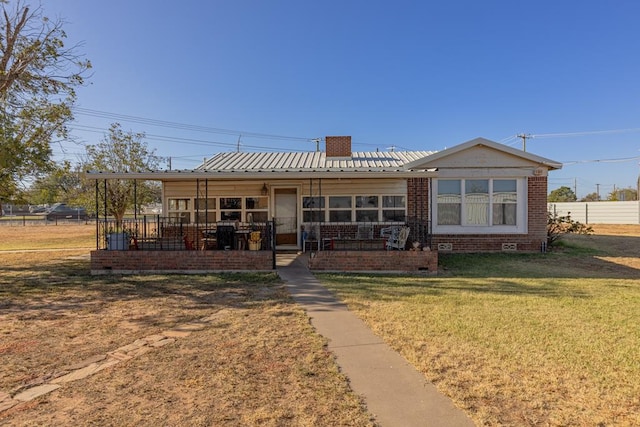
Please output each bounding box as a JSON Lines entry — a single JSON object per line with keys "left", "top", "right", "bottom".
{"left": 0, "top": 1, "right": 91, "bottom": 214}
{"left": 548, "top": 186, "right": 577, "bottom": 202}
{"left": 27, "top": 160, "right": 83, "bottom": 205}
{"left": 547, "top": 211, "right": 593, "bottom": 248}
{"left": 83, "top": 123, "right": 162, "bottom": 225}
{"left": 580, "top": 192, "right": 600, "bottom": 202}
{"left": 607, "top": 187, "right": 637, "bottom": 201}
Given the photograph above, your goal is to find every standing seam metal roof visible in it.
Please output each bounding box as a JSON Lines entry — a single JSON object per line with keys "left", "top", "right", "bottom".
{"left": 198, "top": 151, "right": 435, "bottom": 172}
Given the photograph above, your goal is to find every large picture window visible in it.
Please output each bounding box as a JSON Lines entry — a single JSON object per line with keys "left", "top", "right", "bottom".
{"left": 436, "top": 179, "right": 522, "bottom": 231}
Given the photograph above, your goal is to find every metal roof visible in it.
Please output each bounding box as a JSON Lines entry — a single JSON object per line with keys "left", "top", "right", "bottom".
{"left": 197, "top": 150, "right": 435, "bottom": 172}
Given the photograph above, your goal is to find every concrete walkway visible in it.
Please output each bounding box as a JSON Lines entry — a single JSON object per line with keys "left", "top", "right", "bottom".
{"left": 277, "top": 254, "right": 475, "bottom": 427}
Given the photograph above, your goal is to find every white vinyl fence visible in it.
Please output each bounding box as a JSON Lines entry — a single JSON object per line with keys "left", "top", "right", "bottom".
{"left": 548, "top": 201, "right": 640, "bottom": 224}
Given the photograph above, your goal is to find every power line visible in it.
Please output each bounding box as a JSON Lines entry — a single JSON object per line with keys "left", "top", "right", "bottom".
{"left": 562, "top": 155, "right": 640, "bottom": 165}
{"left": 72, "top": 107, "right": 315, "bottom": 143}
{"left": 67, "top": 124, "right": 311, "bottom": 152}
{"left": 532, "top": 127, "right": 640, "bottom": 138}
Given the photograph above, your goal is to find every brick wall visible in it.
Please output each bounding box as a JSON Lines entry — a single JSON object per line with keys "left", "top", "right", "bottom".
{"left": 91, "top": 250, "right": 274, "bottom": 274}
{"left": 407, "top": 177, "right": 430, "bottom": 219}
{"left": 325, "top": 136, "right": 352, "bottom": 158}
{"left": 308, "top": 249, "right": 438, "bottom": 273}
{"left": 527, "top": 176, "right": 548, "bottom": 238}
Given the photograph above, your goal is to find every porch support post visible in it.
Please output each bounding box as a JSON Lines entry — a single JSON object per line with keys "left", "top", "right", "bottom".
{"left": 272, "top": 217, "right": 276, "bottom": 270}
{"left": 196, "top": 178, "right": 200, "bottom": 227}
{"left": 104, "top": 179, "right": 108, "bottom": 249}
{"left": 95, "top": 180, "right": 99, "bottom": 250}
{"left": 134, "top": 179, "right": 137, "bottom": 220}
{"left": 205, "top": 178, "right": 209, "bottom": 227}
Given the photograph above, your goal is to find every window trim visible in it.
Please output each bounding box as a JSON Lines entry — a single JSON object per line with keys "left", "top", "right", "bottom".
{"left": 170, "top": 196, "right": 269, "bottom": 224}
{"left": 302, "top": 194, "right": 407, "bottom": 224}
{"left": 432, "top": 178, "right": 527, "bottom": 234}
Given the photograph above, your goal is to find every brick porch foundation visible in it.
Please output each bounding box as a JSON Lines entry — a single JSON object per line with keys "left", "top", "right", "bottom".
{"left": 91, "top": 250, "right": 274, "bottom": 274}
{"left": 307, "top": 250, "right": 438, "bottom": 274}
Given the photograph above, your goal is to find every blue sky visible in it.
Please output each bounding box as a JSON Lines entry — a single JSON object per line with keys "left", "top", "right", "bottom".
{"left": 46, "top": 0, "right": 640, "bottom": 198}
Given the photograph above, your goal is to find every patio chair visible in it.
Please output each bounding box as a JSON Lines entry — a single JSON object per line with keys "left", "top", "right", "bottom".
{"left": 385, "top": 226, "right": 410, "bottom": 250}
{"left": 183, "top": 235, "right": 195, "bottom": 250}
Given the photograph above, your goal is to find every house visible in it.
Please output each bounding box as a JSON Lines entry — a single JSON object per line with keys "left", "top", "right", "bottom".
{"left": 87, "top": 136, "right": 561, "bottom": 273}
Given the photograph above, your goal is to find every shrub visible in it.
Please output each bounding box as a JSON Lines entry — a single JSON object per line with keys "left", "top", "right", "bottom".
{"left": 547, "top": 211, "right": 593, "bottom": 247}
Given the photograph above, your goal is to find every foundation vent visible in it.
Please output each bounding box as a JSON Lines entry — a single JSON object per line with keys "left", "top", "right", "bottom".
{"left": 502, "top": 243, "right": 518, "bottom": 251}
{"left": 437, "top": 243, "right": 453, "bottom": 251}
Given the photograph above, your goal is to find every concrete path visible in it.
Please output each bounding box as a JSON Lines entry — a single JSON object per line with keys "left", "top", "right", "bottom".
{"left": 277, "top": 254, "right": 475, "bottom": 427}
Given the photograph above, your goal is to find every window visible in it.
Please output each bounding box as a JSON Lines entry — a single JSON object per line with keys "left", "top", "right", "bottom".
{"left": 329, "top": 196, "right": 352, "bottom": 222}
{"left": 382, "top": 196, "right": 405, "bottom": 222}
{"left": 303, "top": 194, "right": 406, "bottom": 223}
{"left": 493, "top": 180, "right": 517, "bottom": 225}
{"left": 437, "top": 180, "right": 461, "bottom": 225}
{"left": 245, "top": 197, "right": 268, "bottom": 223}
{"left": 303, "top": 196, "right": 325, "bottom": 222}
{"left": 220, "top": 197, "right": 241, "bottom": 221}
{"left": 435, "top": 179, "right": 522, "bottom": 231}
{"left": 355, "top": 196, "right": 379, "bottom": 222}
{"left": 465, "top": 180, "right": 489, "bottom": 225}
{"left": 196, "top": 198, "right": 216, "bottom": 223}
{"left": 168, "top": 198, "right": 191, "bottom": 223}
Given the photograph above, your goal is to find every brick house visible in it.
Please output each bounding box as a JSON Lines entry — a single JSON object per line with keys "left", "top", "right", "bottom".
{"left": 87, "top": 136, "right": 561, "bottom": 273}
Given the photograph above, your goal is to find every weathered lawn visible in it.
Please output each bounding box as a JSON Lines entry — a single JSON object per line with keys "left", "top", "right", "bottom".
{"left": 0, "top": 225, "right": 374, "bottom": 426}
{"left": 318, "top": 225, "right": 640, "bottom": 426}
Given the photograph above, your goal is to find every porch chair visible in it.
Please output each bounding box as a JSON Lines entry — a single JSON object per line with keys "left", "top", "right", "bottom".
{"left": 385, "top": 226, "right": 410, "bottom": 250}
{"left": 183, "top": 235, "right": 195, "bottom": 250}
{"left": 303, "top": 225, "right": 320, "bottom": 252}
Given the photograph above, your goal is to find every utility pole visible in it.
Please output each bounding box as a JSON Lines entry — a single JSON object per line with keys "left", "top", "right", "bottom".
{"left": 311, "top": 138, "right": 321, "bottom": 152}
{"left": 574, "top": 178, "right": 577, "bottom": 196}
{"left": 596, "top": 183, "right": 600, "bottom": 201}
{"left": 517, "top": 133, "right": 531, "bottom": 152}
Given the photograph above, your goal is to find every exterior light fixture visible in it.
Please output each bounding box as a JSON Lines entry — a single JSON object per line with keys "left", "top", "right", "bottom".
{"left": 261, "top": 183, "right": 268, "bottom": 196}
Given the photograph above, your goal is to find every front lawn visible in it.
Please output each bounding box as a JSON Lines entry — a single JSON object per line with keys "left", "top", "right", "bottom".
{"left": 318, "top": 232, "right": 640, "bottom": 426}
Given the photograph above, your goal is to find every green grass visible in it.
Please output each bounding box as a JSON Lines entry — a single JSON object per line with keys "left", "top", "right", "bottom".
{"left": 317, "top": 244, "right": 640, "bottom": 426}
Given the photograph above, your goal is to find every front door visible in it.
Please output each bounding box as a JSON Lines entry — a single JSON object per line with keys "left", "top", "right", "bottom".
{"left": 274, "top": 189, "right": 297, "bottom": 245}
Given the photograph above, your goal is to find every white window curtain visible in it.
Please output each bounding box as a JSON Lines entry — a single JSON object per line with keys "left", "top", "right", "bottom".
{"left": 465, "top": 193, "right": 489, "bottom": 225}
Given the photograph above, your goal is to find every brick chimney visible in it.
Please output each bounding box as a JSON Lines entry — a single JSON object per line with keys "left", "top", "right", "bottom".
{"left": 325, "top": 136, "right": 352, "bottom": 158}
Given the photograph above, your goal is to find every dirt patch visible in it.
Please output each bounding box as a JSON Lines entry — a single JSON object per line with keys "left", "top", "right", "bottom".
{"left": 0, "top": 228, "right": 374, "bottom": 426}
{"left": 562, "top": 224, "right": 640, "bottom": 272}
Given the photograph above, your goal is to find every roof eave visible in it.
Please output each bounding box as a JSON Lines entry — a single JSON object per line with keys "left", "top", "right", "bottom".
{"left": 84, "top": 169, "right": 439, "bottom": 181}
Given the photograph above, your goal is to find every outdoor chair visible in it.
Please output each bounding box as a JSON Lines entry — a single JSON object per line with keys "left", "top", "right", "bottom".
{"left": 385, "top": 226, "right": 410, "bottom": 250}
{"left": 183, "top": 235, "right": 195, "bottom": 250}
